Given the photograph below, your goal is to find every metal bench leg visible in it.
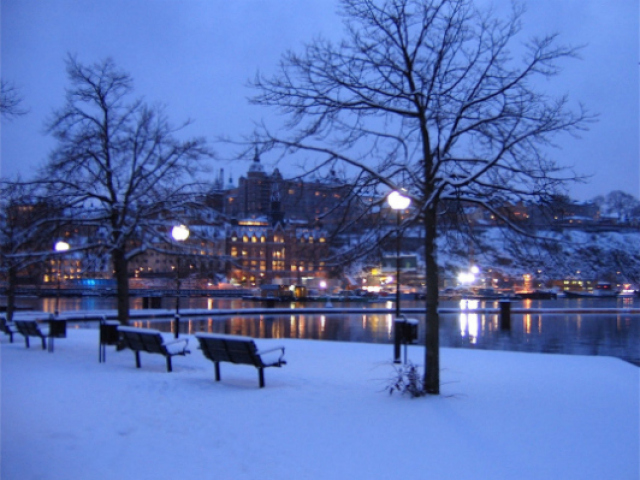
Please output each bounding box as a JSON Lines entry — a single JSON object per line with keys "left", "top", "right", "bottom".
{"left": 214, "top": 362, "right": 221, "bottom": 382}
{"left": 25, "top": 336, "right": 30, "bottom": 348}
{"left": 258, "top": 368, "right": 265, "bottom": 388}
{"left": 166, "top": 356, "right": 173, "bottom": 372}
{"left": 41, "top": 336, "right": 47, "bottom": 350}
{"left": 135, "top": 351, "right": 141, "bottom": 368}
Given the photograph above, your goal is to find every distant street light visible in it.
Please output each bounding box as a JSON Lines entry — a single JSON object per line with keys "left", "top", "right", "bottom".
{"left": 54, "top": 241, "right": 70, "bottom": 316}
{"left": 172, "top": 224, "right": 190, "bottom": 242}
{"left": 388, "top": 190, "right": 411, "bottom": 363}
{"left": 171, "top": 225, "right": 190, "bottom": 338}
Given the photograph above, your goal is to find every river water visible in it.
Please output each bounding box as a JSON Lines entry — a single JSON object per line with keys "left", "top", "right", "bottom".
{"left": 11, "top": 295, "right": 640, "bottom": 366}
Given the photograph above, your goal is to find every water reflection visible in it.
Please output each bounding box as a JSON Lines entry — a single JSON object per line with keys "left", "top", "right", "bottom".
{"left": 459, "top": 310, "right": 479, "bottom": 344}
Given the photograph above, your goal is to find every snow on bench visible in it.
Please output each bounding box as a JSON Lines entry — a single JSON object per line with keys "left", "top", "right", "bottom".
{"left": 118, "top": 326, "right": 190, "bottom": 372}
{"left": 195, "top": 333, "right": 286, "bottom": 388}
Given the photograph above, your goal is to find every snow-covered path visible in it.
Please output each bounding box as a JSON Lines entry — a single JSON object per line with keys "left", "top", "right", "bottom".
{"left": 2, "top": 328, "right": 638, "bottom": 479}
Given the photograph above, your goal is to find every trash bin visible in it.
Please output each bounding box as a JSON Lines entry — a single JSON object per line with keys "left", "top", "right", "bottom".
{"left": 48, "top": 319, "right": 67, "bottom": 338}
{"left": 46, "top": 317, "right": 67, "bottom": 352}
{"left": 100, "top": 321, "right": 120, "bottom": 345}
{"left": 402, "top": 318, "right": 419, "bottom": 344}
{"left": 394, "top": 316, "right": 419, "bottom": 363}
{"left": 99, "top": 319, "right": 121, "bottom": 363}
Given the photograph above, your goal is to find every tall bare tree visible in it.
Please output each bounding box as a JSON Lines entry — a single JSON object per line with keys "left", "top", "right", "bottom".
{"left": 44, "top": 56, "right": 211, "bottom": 324}
{"left": 250, "top": 0, "right": 592, "bottom": 393}
{"left": 0, "top": 180, "right": 62, "bottom": 321}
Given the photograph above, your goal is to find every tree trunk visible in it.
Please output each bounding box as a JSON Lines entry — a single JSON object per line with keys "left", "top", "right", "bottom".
{"left": 6, "top": 266, "right": 17, "bottom": 322}
{"left": 423, "top": 208, "right": 440, "bottom": 394}
{"left": 113, "top": 249, "right": 130, "bottom": 325}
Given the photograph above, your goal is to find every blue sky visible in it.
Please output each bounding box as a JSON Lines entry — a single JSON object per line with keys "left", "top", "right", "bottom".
{"left": 1, "top": 0, "right": 638, "bottom": 201}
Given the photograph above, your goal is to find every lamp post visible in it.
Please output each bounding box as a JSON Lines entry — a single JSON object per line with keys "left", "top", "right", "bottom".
{"left": 388, "top": 191, "right": 411, "bottom": 316}
{"left": 171, "top": 225, "right": 190, "bottom": 338}
{"left": 388, "top": 191, "right": 411, "bottom": 363}
{"left": 54, "top": 241, "right": 70, "bottom": 316}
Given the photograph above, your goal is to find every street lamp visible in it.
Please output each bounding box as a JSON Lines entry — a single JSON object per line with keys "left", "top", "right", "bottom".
{"left": 388, "top": 190, "right": 411, "bottom": 363}
{"left": 388, "top": 191, "right": 411, "bottom": 316}
{"left": 54, "top": 241, "right": 70, "bottom": 316}
{"left": 171, "top": 225, "right": 190, "bottom": 338}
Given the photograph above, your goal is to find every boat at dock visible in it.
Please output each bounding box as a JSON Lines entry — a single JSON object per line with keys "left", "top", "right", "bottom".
{"left": 563, "top": 282, "right": 619, "bottom": 298}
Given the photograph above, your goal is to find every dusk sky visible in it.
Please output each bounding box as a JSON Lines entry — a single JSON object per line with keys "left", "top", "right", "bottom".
{"left": 1, "top": 0, "right": 638, "bottom": 201}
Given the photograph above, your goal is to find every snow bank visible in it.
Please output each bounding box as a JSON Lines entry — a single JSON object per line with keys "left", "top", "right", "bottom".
{"left": 2, "top": 328, "right": 638, "bottom": 480}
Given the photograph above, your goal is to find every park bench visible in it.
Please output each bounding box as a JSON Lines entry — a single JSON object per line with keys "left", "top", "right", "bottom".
{"left": 14, "top": 319, "right": 49, "bottom": 350}
{"left": 118, "top": 326, "right": 190, "bottom": 372}
{"left": 195, "top": 333, "right": 286, "bottom": 388}
{"left": 0, "top": 315, "right": 18, "bottom": 343}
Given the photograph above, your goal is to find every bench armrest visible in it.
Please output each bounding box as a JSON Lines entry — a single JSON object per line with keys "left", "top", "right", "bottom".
{"left": 256, "top": 346, "right": 285, "bottom": 355}
{"left": 162, "top": 338, "right": 190, "bottom": 355}
{"left": 256, "top": 346, "right": 286, "bottom": 365}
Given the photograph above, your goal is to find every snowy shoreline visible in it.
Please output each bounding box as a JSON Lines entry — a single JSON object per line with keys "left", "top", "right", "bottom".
{"left": 2, "top": 329, "right": 638, "bottom": 480}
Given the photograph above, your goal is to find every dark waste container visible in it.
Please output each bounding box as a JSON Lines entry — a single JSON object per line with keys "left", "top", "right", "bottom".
{"left": 99, "top": 319, "right": 121, "bottom": 363}
{"left": 48, "top": 319, "right": 67, "bottom": 338}
{"left": 100, "top": 320, "right": 120, "bottom": 345}
{"left": 402, "top": 318, "right": 419, "bottom": 344}
{"left": 394, "top": 316, "right": 419, "bottom": 363}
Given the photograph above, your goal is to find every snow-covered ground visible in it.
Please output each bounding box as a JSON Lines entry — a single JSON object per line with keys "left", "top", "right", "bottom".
{"left": 2, "top": 328, "right": 638, "bottom": 480}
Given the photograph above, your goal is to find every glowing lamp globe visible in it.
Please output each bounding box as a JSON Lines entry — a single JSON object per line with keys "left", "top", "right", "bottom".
{"left": 387, "top": 191, "right": 411, "bottom": 210}
{"left": 54, "top": 241, "right": 70, "bottom": 252}
{"left": 171, "top": 225, "right": 190, "bottom": 242}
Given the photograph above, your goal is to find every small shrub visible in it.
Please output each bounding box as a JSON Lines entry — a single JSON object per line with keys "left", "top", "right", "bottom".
{"left": 387, "top": 362, "right": 427, "bottom": 398}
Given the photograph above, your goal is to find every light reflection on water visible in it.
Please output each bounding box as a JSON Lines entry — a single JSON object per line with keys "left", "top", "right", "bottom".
{"left": 12, "top": 295, "right": 640, "bottom": 365}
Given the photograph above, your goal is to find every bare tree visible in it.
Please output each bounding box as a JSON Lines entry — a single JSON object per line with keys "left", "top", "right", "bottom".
{"left": 0, "top": 79, "right": 28, "bottom": 119}
{"left": 43, "top": 56, "right": 211, "bottom": 324}
{"left": 603, "top": 191, "right": 639, "bottom": 223}
{"left": 250, "top": 0, "right": 592, "bottom": 394}
{"left": 0, "top": 180, "right": 62, "bottom": 321}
